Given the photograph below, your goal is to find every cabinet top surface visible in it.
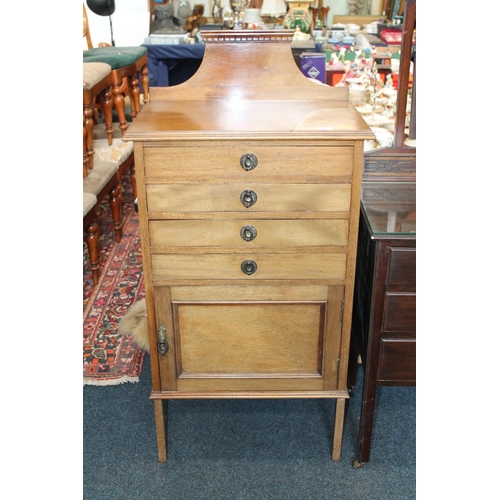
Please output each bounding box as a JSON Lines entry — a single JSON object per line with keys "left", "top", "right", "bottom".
{"left": 361, "top": 182, "right": 416, "bottom": 237}
{"left": 125, "top": 99, "right": 374, "bottom": 141}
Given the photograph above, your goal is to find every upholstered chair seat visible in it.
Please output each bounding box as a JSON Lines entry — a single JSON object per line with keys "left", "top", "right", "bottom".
{"left": 92, "top": 134, "right": 136, "bottom": 198}
{"left": 83, "top": 160, "right": 123, "bottom": 243}
{"left": 83, "top": 192, "right": 98, "bottom": 217}
{"left": 83, "top": 62, "right": 113, "bottom": 176}
{"left": 83, "top": 46, "right": 148, "bottom": 70}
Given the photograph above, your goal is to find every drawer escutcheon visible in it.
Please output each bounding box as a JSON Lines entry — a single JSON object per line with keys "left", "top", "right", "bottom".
{"left": 240, "top": 153, "right": 258, "bottom": 171}
{"left": 241, "top": 260, "right": 258, "bottom": 275}
{"left": 240, "top": 225, "right": 257, "bottom": 242}
{"left": 240, "top": 190, "right": 258, "bottom": 208}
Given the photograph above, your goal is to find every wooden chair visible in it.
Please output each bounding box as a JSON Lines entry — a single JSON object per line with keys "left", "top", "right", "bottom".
{"left": 92, "top": 128, "right": 137, "bottom": 199}
{"left": 83, "top": 62, "right": 114, "bottom": 176}
{"left": 83, "top": 3, "right": 149, "bottom": 136}
{"left": 84, "top": 159, "right": 124, "bottom": 245}
{"left": 83, "top": 158, "right": 124, "bottom": 287}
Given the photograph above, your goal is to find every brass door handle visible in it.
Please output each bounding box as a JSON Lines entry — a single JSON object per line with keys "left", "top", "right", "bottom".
{"left": 157, "top": 325, "right": 169, "bottom": 355}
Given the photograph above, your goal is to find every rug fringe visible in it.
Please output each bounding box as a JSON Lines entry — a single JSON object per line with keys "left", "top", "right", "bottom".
{"left": 83, "top": 375, "right": 140, "bottom": 386}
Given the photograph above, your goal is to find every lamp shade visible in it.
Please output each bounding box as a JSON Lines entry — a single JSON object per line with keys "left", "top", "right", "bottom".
{"left": 86, "top": 0, "right": 116, "bottom": 17}
{"left": 243, "top": 8, "right": 263, "bottom": 25}
{"left": 260, "top": 0, "right": 287, "bottom": 17}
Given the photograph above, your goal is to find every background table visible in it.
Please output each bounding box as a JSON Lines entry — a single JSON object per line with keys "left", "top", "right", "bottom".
{"left": 142, "top": 44, "right": 205, "bottom": 87}
{"left": 348, "top": 181, "right": 416, "bottom": 467}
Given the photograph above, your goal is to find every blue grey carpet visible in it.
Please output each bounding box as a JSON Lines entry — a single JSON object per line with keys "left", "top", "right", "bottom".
{"left": 83, "top": 355, "right": 415, "bottom": 499}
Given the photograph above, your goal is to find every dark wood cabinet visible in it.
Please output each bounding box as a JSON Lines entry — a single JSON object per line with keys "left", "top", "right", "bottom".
{"left": 348, "top": 181, "right": 416, "bottom": 467}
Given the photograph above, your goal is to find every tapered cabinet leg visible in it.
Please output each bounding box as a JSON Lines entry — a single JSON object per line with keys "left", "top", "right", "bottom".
{"left": 154, "top": 400, "right": 168, "bottom": 463}
{"left": 332, "top": 398, "right": 346, "bottom": 462}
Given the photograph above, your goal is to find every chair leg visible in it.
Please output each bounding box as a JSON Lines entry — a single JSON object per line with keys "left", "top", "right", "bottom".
{"left": 130, "top": 163, "right": 137, "bottom": 200}
{"left": 129, "top": 73, "right": 141, "bottom": 120}
{"left": 83, "top": 101, "right": 95, "bottom": 170}
{"left": 141, "top": 64, "right": 149, "bottom": 104}
{"left": 85, "top": 219, "right": 100, "bottom": 286}
{"left": 83, "top": 123, "right": 89, "bottom": 178}
{"left": 109, "top": 181, "right": 123, "bottom": 243}
{"left": 112, "top": 77, "right": 129, "bottom": 137}
{"left": 98, "top": 85, "right": 114, "bottom": 146}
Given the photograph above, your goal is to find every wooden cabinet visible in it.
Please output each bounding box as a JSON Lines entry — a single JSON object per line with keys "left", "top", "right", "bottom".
{"left": 348, "top": 181, "right": 416, "bottom": 467}
{"left": 125, "top": 30, "right": 373, "bottom": 463}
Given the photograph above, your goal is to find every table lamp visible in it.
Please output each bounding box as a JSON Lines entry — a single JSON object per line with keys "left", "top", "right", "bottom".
{"left": 87, "top": 0, "right": 116, "bottom": 46}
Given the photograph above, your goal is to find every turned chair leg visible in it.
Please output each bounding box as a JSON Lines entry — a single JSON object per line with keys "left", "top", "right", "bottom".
{"left": 83, "top": 101, "right": 95, "bottom": 170}
{"left": 112, "top": 77, "right": 129, "bottom": 137}
{"left": 130, "top": 164, "right": 137, "bottom": 200}
{"left": 83, "top": 123, "right": 89, "bottom": 178}
{"left": 129, "top": 73, "right": 141, "bottom": 120}
{"left": 109, "top": 182, "right": 123, "bottom": 243}
{"left": 98, "top": 85, "right": 114, "bottom": 146}
{"left": 85, "top": 219, "right": 101, "bottom": 286}
{"left": 141, "top": 65, "right": 149, "bottom": 104}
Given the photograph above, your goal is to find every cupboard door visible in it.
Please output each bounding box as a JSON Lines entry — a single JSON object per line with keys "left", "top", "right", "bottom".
{"left": 153, "top": 285, "right": 345, "bottom": 392}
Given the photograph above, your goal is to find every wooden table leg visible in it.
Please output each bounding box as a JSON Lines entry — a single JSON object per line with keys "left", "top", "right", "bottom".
{"left": 353, "top": 371, "right": 377, "bottom": 467}
{"left": 154, "top": 400, "right": 168, "bottom": 463}
{"left": 331, "top": 398, "right": 346, "bottom": 462}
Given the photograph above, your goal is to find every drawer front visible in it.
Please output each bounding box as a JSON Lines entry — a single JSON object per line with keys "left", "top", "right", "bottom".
{"left": 378, "top": 339, "right": 416, "bottom": 382}
{"left": 144, "top": 145, "right": 353, "bottom": 181}
{"left": 146, "top": 183, "right": 352, "bottom": 213}
{"left": 149, "top": 219, "right": 349, "bottom": 248}
{"left": 151, "top": 253, "right": 346, "bottom": 280}
{"left": 387, "top": 247, "right": 416, "bottom": 286}
{"left": 382, "top": 292, "right": 416, "bottom": 334}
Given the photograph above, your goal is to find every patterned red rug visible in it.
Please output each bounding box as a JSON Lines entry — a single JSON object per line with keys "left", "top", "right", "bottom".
{"left": 83, "top": 172, "right": 146, "bottom": 385}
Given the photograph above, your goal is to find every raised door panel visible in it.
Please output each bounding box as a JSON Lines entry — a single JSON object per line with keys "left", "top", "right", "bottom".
{"left": 176, "top": 303, "right": 323, "bottom": 375}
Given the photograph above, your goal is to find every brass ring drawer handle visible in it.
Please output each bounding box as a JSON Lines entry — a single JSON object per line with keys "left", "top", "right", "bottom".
{"left": 240, "top": 153, "right": 258, "bottom": 171}
{"left": 240, "top": 225, "right": 257, "bottom": 242}
{"left": 241, "top": 260, "right": 257, "bottom": 275}
{"left": 240, "top": 190, "right": 257, "bottom": 208}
